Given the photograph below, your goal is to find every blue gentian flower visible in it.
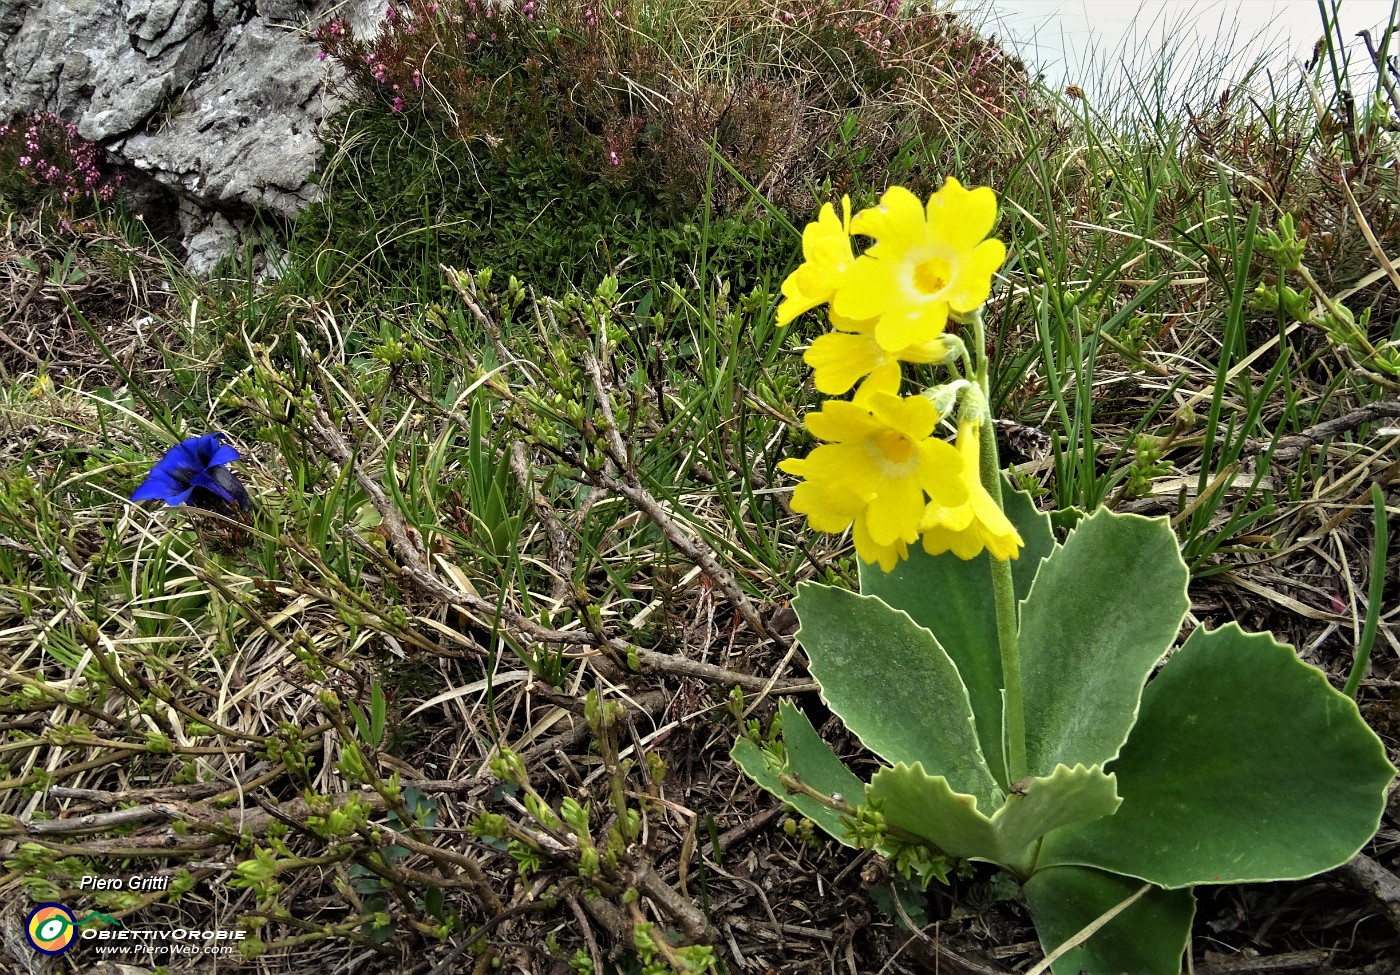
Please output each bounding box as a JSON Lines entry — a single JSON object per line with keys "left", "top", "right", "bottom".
{"left": 130, "top": 433, "right": 252, "bottom": 515}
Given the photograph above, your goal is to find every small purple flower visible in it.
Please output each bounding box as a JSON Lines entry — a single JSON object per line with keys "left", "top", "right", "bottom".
{"left": 130, "top": 433, "right": 252, "bottom": 515}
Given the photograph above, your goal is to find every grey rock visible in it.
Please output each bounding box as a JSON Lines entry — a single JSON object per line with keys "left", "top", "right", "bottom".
{"left": 0, "top": 0, "right": 383, "bottom": 273}
{"left": 257, "top": 0, "right": 312, "bottom": 22}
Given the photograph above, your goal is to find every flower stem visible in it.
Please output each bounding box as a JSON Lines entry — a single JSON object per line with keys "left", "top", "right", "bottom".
{"left": 968, "top": 309, "right": 1027, "bottom": 787}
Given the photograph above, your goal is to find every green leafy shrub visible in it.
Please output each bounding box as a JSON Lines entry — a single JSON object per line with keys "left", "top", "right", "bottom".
{"left": 299, "top": 0, "right": 1050, "bottom": 299}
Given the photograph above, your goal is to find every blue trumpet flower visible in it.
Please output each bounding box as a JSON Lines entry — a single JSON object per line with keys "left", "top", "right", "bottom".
{"left": 130, "top": 433, "right": 252, "bottom": 515}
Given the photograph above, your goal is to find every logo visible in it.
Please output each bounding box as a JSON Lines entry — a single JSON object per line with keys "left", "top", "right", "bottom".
{"left": 24, "top": 903, "right": 115, "bottom": 955}
{"left": 26, "top": 903, "right": 77, "bottom": 955}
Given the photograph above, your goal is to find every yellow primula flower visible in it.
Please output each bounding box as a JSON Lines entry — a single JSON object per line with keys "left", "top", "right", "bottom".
{"left": 780, "top": 390, "right": 967, "bottom": 570}
{"left": 919, "top": 417, "right": 1023, "bottom": 561}
{"left": 834, "top": 180, "right": 1007, "bottom": 352}
{"left": 803, "top": 311, "right": 955, "bottom": 398}
{"left": 775, "top": 196, "right": 856, "bottom": 327}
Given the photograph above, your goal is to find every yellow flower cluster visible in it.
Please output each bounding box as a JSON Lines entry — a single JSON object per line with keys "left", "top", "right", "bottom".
{"left": 777, "top": 180, "right": 1022, "bottom": 569}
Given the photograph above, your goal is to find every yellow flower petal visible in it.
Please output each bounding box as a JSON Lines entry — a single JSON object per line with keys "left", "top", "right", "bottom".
{"left": 874, "top": 302, "right": 949, "bottom": 353}
{"left": 830, "top": 179, "right": 1006, "bottom": 351}
{"left": 781, "top": 392, "right": 972, "bottom": 572}
{"left": 944, "top": 238, "right": 1007, "bottom": 312}
{"left": 850, "top": 186, "right": 928, "bottom": 254}
{"left": 790, "top": 476, "right": 866, "bottom": 532}
{"left": 775, "top": 199, "right": 857, "bottom": 325}
{"left": 805, "top": 331, "right": 889, "bottom": 396}
{"left": 863, "top": 476, "right": 926, "bottom": 546}
{"left": 858, "top": 360, "right": 903, "bottom": 397}
{"left": 804, "top": 398, "right": 881, "bottom": 443}
{"left": 831, "top": 257, "right": 898, "bottom": 321}
{"left": 926, "top": 179, "right": 998, "bottom": 252}
{"left": 854, "top": 511, "right": 908, "bottom": 572}
{"left": 916, "top": 419, "right": 1023, "bottom": 561}
{"left": 796, "top": 441, "right": 882, "bottom": 500}
{"left": 917, "top": 438, "right": 969, "bottom": 505}
{"left": 865, "top": 388, "right": 937, "bottom": 441}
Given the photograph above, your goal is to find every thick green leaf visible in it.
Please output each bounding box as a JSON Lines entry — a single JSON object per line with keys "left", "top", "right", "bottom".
{"left": 795, "top": 583, "right": 1000, "bottom": 807}
{"left": 1040, "top": 623, "right": 1397, "bottom": 887}
{"left": 1019, "top": 509, "right": 1189, "bottom": 775}
{"left": 731, "top": 701, "right": 866, "bottom": 847}
{"left": 860, "top": 483, "right": 1055, "bottom": 787}
{"left": 868, "top": 762, "right": 1120, "bottom": 873}
{"left": 1023, "top": 866, "right": 1194, "bottom": 975}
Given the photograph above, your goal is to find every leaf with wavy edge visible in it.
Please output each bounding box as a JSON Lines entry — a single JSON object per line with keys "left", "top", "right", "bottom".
{"left": 731, "top": 701, "right": 865, "bottom": 847}
{"left": 868, "top": 761, "right": 1120, "bottom": 873}
{"left": 794, "top": 582, "right": 1000, "bottom": 808}
{"left": 1018, "top": 508, "right": 1190, "bottom": 776}
{"left": 1039, "top": 623, "right": 1397, "bottom": 887}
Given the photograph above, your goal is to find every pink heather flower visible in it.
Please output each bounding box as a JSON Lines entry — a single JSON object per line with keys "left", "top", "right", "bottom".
{"left": 18, "top": 156, "right": 29, "bottom": 166}
{"left": 318, "top": 50, "right": 327, "bottom": 60}
{"left": 412, "top": 69, "right": 421, "bottom": 87}
{"left": 613, "top": 8, "right": 621, "bottom": 16}
{"left": 392, "top": 96, "right": 404, "bottom": 112}
{"left": 467, "top": 31, "right": 476, "bottom": 39}
{"left": 385, "top": 5, "right": 396, "bottom": 19}
{"left": 609, "top": 151, "right": 619, "bottom": 165}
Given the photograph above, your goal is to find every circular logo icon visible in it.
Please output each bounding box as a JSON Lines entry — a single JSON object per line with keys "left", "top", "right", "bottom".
{"left": 26, "top": 903, "right": 77, "bottom": 955}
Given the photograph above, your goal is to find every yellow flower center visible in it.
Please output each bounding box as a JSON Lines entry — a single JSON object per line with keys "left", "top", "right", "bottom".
{"left": 913, "top": 255, "right": 952, "bottom": 297}
{"left": 875, "top": 429, "right": 916, "bottom": 465}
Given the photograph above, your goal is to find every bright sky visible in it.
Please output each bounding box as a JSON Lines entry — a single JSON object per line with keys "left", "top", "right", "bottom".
{"left": 953, "top": 0, "right": 1398, "bottom": 104}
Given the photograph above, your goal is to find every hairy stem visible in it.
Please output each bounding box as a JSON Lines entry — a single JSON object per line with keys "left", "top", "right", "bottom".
{"left": 969, "top": 309, "right": 1026, "bottom": 785}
